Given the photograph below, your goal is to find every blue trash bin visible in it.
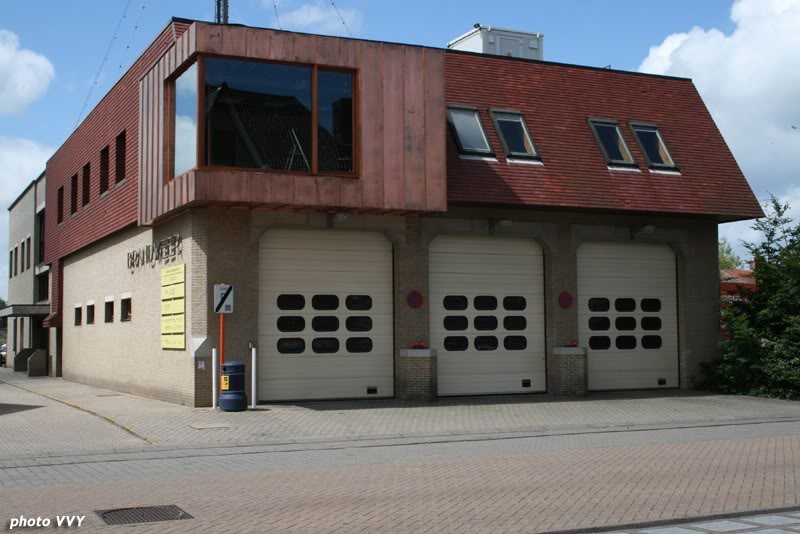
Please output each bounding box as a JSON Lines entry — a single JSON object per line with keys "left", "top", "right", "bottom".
{"left": 219, "top": 361, "right": 248, "bottom": 412}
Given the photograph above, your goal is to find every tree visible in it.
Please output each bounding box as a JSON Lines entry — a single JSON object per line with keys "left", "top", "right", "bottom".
{"left": 719, "top": 238, "right": 743, "bottom": 270}
{"left": 714, "top": 196, "right": 800, "bottom": 399}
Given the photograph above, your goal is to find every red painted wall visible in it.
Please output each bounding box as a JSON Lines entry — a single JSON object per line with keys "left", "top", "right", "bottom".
{"left": 43, "top": 20, "right": 191, "bottom": 327}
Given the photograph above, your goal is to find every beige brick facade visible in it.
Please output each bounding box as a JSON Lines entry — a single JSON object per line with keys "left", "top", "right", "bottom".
{"left": 56, "top": 206, "right": 720, "bottom": 406}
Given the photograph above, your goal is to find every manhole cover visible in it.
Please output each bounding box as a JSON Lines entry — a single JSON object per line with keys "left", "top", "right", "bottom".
{"left": 95, "top": 505, "right": 193, "bottom": 525}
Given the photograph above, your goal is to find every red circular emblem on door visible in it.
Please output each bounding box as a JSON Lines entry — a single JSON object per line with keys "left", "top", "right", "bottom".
{"left": 558, "top": 291, "right": 574, "bottom": 310}
{"left": 407, "top": 290, "right": 424, "bottom": 309}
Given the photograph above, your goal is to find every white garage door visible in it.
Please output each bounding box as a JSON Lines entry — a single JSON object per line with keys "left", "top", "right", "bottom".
{"left": 258, "top": 229, "right": 393, "bottom": 401}
{"left": 430, "top": 235, "right": 546, "bottom": 395}
{"left": 577, "top": 241, "right": 679, "bottom": 390}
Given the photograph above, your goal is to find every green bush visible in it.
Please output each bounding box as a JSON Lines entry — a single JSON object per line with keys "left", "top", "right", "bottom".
{"left": 715, "top": 196, "right": 800, "bottom": 399}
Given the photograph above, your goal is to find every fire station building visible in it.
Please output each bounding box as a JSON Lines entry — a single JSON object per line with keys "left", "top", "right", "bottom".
{"left": 15, "top": 18, "right": 762, "bottom": 406}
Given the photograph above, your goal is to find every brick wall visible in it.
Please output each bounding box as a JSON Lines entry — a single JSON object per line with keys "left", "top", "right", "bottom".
{"left": 61, "top": 213, "right": 198, "bottom": 405}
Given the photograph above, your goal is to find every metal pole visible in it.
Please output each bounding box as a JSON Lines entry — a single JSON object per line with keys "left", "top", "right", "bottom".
{"left": 219, "top": 314, "right": 225, "bottom": 366}
{"left": 250, "top": 346, "right": 257, "bottom": 409}
{"left": 211, "top": 348, "right": 218, "bottom": 410}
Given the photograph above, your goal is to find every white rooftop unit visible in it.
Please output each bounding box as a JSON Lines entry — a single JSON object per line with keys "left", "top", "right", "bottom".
{"left": 447, "top": 24, "right": 544, "bottom": 60}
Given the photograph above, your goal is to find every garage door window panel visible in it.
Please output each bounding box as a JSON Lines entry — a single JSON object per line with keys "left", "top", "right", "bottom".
{"left": 312, "top": 295, "right": 339, "bottom": 310}
{"left": 346, "top": 316, "right": 372, "bottom": 332}
{"left": 345, "top": 295, "right": 372, "bottom": 311}
{"left": 312, "top": 316, "right": 339, "bottom": 332}
{"left": 474, "top": 296, "right": 497, "bottom": 311}
{"left": 641, "top": 317, "right": 662, "bottom": 331}
{"left": 474, "top": 336, "right": 498, "bottom": 351}
{"left": 642, "top": 335, "right": 663, "bottom": 349}
{"left": 589, "top": 336, "right": 611, "bottom": 350}
{"left": 641, "top": 298, "right": 662, "bottom": 312}
{"left": 615, "top": 298, "right": 637, "bottom": 312}
{"left": 503, "top": 296, "right": 526, "bottom": 311}
{"left": 312, "top": 338, "right": 339, "bottom": 354}
{"left": 277, "top": 338, "right": 305, "bottom": 354}
{"left": 277, "top": 316, "right": 305, "bottom": 332}
{"left": 589, "top": 317, "right": 610, "bottom": 331}
{"left": 616, "top": 336, "right": 637, "bottom": 350}
{"left": 346, "top": 337, "right": 372, "bottom": 353}
{"left": 588, "top": 298, "right": 610, "bottom": 312}
{"left": 444, "top": 296, "right": 468, "bottom": 311}
{"left": 474, "top": 316, "right": 498, "bottom": 331}
{"left": 444, "top": 336, "right": 468, "bottom": 351}
{"left": 503, "top": 316, "right": 526, "bottom": 331}
{"left": 444, "top": 316, "right": 468, "bottom": 331}
{"left": 277, "top": 294, "right": 305, "bottom": 310}
{"left": 615, "top": 317, "right": 637, "bottom": 331}
{"left": 504, "top": 336, "right": 527, "bottom": 351}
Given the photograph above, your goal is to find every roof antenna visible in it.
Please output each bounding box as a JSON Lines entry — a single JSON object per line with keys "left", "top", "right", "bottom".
{"left": 215, "top": 0, "right": 229, "bottom": 24}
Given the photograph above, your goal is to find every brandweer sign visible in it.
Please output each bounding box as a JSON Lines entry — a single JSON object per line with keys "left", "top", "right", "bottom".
{"left": 127, "top": 235, "right": 183, "bottom": 269}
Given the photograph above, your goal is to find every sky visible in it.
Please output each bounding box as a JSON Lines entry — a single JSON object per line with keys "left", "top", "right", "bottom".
{"left": 1, "top": 0, "right": 798, "bottom": 298}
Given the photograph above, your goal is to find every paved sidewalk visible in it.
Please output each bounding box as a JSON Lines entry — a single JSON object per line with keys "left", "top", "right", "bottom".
{"left": 605, "top": 509, "right": 800, "bottom": 534}
{"left": 3, "top": 367, "right": 800, "bottom": 457}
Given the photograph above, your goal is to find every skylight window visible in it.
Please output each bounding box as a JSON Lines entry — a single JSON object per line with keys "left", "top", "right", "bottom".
{"left": 490, "top": 110, "right": 538, "bottom": 159}
{"left": 631, "top": 123, "right": 676, "bottom": 169}
{"left": 447, "top": 107, "right": 492, "bottom": 156}
{"left": 589, "top": 120, "right": 635, "bottom": 166}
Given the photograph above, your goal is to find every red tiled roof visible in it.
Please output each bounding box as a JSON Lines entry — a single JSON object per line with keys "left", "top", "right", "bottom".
{"left": 445, "top": 51, "right": 764, "bottom": 222}
{"left": 721, "top": 269, "right": 756, "bottom": 286}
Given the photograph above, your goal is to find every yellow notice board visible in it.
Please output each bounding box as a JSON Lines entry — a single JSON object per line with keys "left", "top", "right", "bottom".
{"left": 161, "top": 263, "right": 186, "bottom": 349}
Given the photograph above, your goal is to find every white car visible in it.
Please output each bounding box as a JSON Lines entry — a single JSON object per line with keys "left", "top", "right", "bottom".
{"left": 0, "top": 343, "right": 6, "bottom": 367}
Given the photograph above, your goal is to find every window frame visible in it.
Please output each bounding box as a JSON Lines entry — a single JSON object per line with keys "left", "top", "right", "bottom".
{"left": 172, "top": 54, "right": 360, "bottom": 181}
{"left": 628, "top": 121, "right": 678, "bottom": 171}
{"left": 120, "top": 297, "right": 132, "bottom": 322}
{"left": 104, "top": 300, "right": 114, "bottom": 323}
{"left": 86, "top": 303, "right": 95, "bottom": 325}
{"left": 446, "top": 105, "right": 494, "bottom": 157}
{"left": 82, "top": 163, "right": 91, "bottom": 207}
{"left": 100, "top": 145, "right": 110, "bottom": 195}
{"left": 489, "top": 108, "right": 540, "bottom": 160}
{"left": 70, "top": 174, "right": 79, "bottom": 215}
{"left": 74, "top": 305, "right": 82, "bottom": 327}
{"left": 588, "top": 118, "right": 636, "bottom": 168}
{"left": 115, "top": 131, "right": 127, "bottom": 184}
{"left": 57, "top": 187, "right": 64, "bottom": 223}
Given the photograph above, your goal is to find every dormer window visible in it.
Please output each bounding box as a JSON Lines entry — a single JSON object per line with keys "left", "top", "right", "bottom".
{"left": 630, "top": 123, "right": 676, "bottom": 169}
{"left": 589, "top": 119, "right": 635, "bottom": 167}
{"left": 490, "top": 110, "right": 539, "bottom": 160}
{"left": 447, "top": 106, "right": 492, "bottom": 157}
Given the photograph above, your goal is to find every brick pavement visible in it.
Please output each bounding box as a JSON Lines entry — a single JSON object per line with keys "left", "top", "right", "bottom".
{"left": 1, "top": 422, "right": 800, "bottom": 532}
{"left": 4, "top": 368, "right": 800, "bottom": 456}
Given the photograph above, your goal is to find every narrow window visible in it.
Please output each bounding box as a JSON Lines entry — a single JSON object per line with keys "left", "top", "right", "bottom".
{"left": 317, "top": 69, "right": 354, "bottom": 173}
{"left": 100, "top": 145, "right": 110, "bottom": 194}
{"left": 74, "top": 306, "right": 82, "bottom": 326}
{"left": 115, "top": 131, "right": 127, "bottom": 183}
{"left": 82, "top": 163, "right": 91, "bottom": 206}
{"left": 70, "top": 174, "right": 78, "bottom": 214}
{"left": 86, "top": 304, "right": 95, "bottom": 325}
{"left": 8, "top": 250, "right": 12, "bottom": 278}
{"left": 490, "top": 111, "right": 538, "bottom": 159}
{"left": 14, "top": 246, "right": 18, "bottom": 276}
{"left": 57, "top": 187, "right": 64, "bottom": 223}
{"left": 589, "top": 120, "right": 634, "bottom": 166}
{"left": 447, "top": 107, "right": 492, "bottom": 156}
{"left": 25, "top": 237, "right": 31, "bottom": 270}
{"left": 19, "top": 241, "right": 25, "bottom": 272}
{"left": 121, "top": 298, "right": 132, "bottom": 322}
{"left": 104, "top": 301, "right": 114, "bottom": 323}
{"left": 36, "top": 272, "right": 49, "bottom": 302}
{"left": 173, "top": 63, "right": 197, "bottom": 178}
{"left": 631, "top": 124, "right": 675, "bottom": 169}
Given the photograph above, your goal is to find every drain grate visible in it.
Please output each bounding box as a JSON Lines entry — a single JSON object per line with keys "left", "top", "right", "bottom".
{"left": 95, "top": 505, "right": 193, "bottom": 526}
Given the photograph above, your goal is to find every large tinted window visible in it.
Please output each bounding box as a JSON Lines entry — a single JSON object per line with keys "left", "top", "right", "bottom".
{"left": 205, "top": 58, "right": 313, "bottom": 171}
{"left": 317, "top": 70, "right": 353, "bottom": 173}
{"left": 174, "top": 62, "right": 197, "bottom": 177}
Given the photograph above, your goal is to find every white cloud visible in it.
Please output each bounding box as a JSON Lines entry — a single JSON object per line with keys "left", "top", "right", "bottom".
{"left": 0, "top": 29, "right": 55, "bottom": 115}
{"left": 639, "top": 0, "right": 800, "bottom": 258}
{"left": 0, "top": 137, "right": 54, "bottom": 299}
{"left": 267, "top": 1, "right": 363, "bottom": 36}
